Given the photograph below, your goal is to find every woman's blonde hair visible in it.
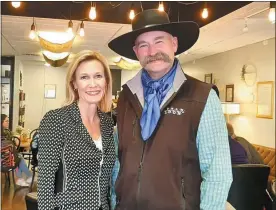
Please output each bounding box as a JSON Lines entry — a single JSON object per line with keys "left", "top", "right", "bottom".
{"left": 64, "top": 50, "right": 112, "bottom": 112}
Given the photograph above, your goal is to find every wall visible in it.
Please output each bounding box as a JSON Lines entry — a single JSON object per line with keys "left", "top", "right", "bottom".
{"left": 22, "top": 61, "right": 67, "bottom": 130}
{"left": 181, "top": 38, "right": 275, "bottom": 148}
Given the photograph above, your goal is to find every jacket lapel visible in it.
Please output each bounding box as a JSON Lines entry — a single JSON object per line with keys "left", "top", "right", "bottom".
{"left": 97, "top": 109, "right": 113, "bottom": 154}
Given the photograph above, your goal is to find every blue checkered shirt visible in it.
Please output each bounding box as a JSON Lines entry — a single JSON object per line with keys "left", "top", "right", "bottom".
{"left": 111, "top": 89, "right": 233, "bottom": 210}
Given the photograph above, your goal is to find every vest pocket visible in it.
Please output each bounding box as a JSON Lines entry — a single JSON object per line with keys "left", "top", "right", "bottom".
{"left": 181, "top": 178, "right": 186, "bottom": 210}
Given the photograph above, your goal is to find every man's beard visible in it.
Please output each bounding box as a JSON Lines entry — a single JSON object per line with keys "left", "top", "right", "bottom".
{"left": 140, "top": 52, "right": 173, "bottom": 67}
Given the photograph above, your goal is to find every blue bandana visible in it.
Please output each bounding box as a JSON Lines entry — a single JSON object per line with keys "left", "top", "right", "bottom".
{"left": 140, "top": 59, "right": 178, "bottom": 141}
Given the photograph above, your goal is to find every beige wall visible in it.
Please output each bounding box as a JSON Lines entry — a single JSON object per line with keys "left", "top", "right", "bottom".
{"left": 181, "top": 38, "right": 275, "bottom": 148}
{"left": 22, "top": 62, "right": 67, "bottom": 130}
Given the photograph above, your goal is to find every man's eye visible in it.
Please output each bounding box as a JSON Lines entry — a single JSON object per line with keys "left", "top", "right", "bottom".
{"left": 156, "top": 41, "right": 163, "bottom": 44}
{"left": 139, "top": 44, "right": 147, "bottom": 48}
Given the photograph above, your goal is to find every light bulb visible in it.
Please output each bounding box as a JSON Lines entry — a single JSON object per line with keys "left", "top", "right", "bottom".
{"left": 44, "top": 62, "right": 50, "bottom": 67}
{"left": 158, "top": 2, "right": 164, "bottom": 12}
{"left": 202, "top": 8, "right": 208, "bottom": 19}
{"left": 29, "top": 30, "right": 36, "bottom": 39}
{"left": 67, "top": 27, "right": 73, "bottom": 34}
{"left": 79, "top": 21, "right": 85, "bottom": 37}
{"left": 268, "top": 8, "right": 275, "bottom": 24}
{"left": 11, "top": 2, "right": 20, "bottom": 8}
{"left": 129, "top": 10, "right": 135, "bottom": 20}
{"left": 29, "top": 23, "right": 36, "bottom": 40}
{"left": 89, "top": 7, "right": 96, "bottom": 20}
{"left": 79, "top": 28, "right": 84, "bottom": 37}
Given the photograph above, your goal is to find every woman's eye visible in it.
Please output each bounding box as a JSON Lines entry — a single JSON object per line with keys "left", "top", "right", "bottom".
{"left": 81, "top": 75, "right": 89, "bottom": 80}
{"left": 95, "top": 74, "right": 103, "bottom": 79}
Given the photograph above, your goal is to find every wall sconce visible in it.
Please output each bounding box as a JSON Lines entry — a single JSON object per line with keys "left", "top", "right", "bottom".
{"left": 221, "top": 102, "right": 240, "bottom": 122}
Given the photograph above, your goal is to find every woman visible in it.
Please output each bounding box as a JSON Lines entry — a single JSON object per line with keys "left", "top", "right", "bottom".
{"left": 38, "top": 50, "right": 116, "bottom": 210}
{"left": 1, "top": 114, "right": 32, "bottom": 187}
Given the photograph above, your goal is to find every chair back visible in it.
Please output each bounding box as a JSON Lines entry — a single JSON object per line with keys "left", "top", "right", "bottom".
{"left": 29, "top": 128, "right": 39, "bottom": 140}
{"left": 11, "top": 136, "right": 21, "bottom": 151}
{"left": 227, "top": 164, "right": 270, "bottom": 210}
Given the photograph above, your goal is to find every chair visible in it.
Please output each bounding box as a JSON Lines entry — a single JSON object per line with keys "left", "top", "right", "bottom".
{"left": 1, "top": 136, "right": 21, "bottom": 187}
{"left": 11, "top": 136, "right": 21, "bottom": 151}
{"left": 227, "top": 164, "right": 270, "bottom": 210}
{"left": 29, "top": 131, "right": 39, "bottom": 192}
{"left": 22, "top": 129, "right": 39, "bottom": 168}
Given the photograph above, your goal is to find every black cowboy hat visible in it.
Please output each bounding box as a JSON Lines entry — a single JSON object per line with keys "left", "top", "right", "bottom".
{"left": 108, "top": 9, "right": 200, "bottom": 60}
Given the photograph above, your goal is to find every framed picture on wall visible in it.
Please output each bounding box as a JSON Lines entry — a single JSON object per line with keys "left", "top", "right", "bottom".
{"left": 204, "top": 73, "right": 213, "bottom": 84}
{"left": 256, "top": 81, "right": 274, "bottom": 119}
{"left": 225, "top": 84, "right": 234, "bottom": 102}
{"left": 44, "top": 84, "right": 56, "bottom": 99}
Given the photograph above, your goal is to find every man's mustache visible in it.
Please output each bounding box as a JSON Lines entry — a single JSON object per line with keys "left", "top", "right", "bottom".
{"left": 143, "top": 52, "right": 172, "bottom": 65}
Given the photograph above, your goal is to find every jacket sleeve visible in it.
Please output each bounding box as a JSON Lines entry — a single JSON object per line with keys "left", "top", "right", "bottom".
{"left": 196, "top": 89, "right": 233, "bottom": 210}
{"left": 38, "top": 110, "right": 64, "bottom": 210}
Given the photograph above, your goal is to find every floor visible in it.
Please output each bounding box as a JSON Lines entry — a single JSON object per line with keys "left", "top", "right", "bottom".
{"left": 1, "top": 173, "right": 37, "bottom": 210}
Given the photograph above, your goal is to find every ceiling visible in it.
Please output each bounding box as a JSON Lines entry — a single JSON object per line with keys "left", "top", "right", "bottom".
{"left": 1, "top": 1, "right": 250, "bottom": 25}
{"left": 1, "top": 1, "right": 275, "bottom": 67}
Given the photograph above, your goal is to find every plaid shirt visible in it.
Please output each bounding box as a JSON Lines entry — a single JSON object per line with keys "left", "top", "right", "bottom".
{"left": 111, "top": 89, "right": 233, "bottom": 210}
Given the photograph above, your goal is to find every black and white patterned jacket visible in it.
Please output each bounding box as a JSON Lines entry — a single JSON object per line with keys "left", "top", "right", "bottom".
{"left": 38, "top": 102, "right": 116, "bottom": 210}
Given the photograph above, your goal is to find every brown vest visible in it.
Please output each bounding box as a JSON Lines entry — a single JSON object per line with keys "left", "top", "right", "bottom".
{"left": 116, "top": 75, "right": 212, "bottom": 210}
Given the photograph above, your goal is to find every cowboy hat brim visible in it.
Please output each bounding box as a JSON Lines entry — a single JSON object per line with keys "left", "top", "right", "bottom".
{"left": 108, "top": 21, "right": 199, "bottom": 61}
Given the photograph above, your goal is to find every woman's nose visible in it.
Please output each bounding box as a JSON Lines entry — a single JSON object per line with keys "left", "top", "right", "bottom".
{"left": 88, "top": 79, "right": 97, "bottom": 87}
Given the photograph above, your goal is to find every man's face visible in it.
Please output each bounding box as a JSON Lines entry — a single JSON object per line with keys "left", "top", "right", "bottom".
{"left": 133, "top": 31, "right": 178, "bottom": 79}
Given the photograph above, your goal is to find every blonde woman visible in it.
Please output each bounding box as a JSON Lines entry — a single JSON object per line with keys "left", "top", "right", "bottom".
{"left": 38, "top": 50, "right": 116, "bottom": 210}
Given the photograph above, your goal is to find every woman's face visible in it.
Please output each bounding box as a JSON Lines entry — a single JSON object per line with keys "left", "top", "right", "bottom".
{"left": 2, "top": 117, "right": 9, "bottom": 129}
{"left": 73, "top": 60, "right": 107, "bottom": 105}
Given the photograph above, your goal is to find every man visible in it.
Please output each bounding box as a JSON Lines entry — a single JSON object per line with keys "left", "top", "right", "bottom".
{"left": 226, "top": 123, "right": 264, "bottom": 164}
{"left": 108, "top": 9, "right": 232, "bottom": 210}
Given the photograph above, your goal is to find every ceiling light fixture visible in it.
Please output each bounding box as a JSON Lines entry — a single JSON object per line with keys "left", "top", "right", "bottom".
{"left": 67, "top": 20, "right": 73, "bottom": 35}
{"left": 201, "top": 2, "right": 208, "bottom": 19}
{"left": 29, "top": 18, "right": 36, "bottom": 40}
{"left": 129, "top": 3, "right": 135, "bottom": 20}
{"left": 158, "top": 2, "right": 164, "bottom": 12}
{"left": 11, "top": 1, "right": 21, "bottom": 8}
{"left": 79, "top": 21, "right": 85, "bottom": 37}
{"left": 89, "top": 2, "right": 96, "bottom": 20}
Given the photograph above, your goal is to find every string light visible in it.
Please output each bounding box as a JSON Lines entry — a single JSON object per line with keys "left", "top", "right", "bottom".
{"left": 202, "top": 8, "right": 208, "bottom": 19}
{"left": 11, "top": 2, "right": 21, "bottom": 8}
{"left": 67, "top": 20, "right": 73, "bottom": 35}
{"left": 129, "top": 9, "right": 135, "bottom": 20}
{"left": 158, "top": 2, "right": 164, "bottom": 12}
{"left": 79, "top": 21, "right": 85, "bottom": 37}
{"left": 29, "top": 18, "right": 36, "bottom": 40}
{"left": 89, "top": 2, "right": 97, "bottom": 20}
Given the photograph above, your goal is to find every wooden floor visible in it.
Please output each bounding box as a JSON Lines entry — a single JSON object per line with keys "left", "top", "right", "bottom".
{"left": 1, "top": 174, "right": 37, "bottom": 210}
